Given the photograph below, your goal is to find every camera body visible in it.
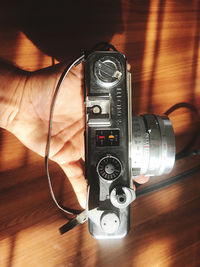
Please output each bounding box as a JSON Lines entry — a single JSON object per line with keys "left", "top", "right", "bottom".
{"left": 84, "top": 51, "right": 133, "bottom": 239}
{"left": 84, "top": 51, "right": 175, "bottom": 239}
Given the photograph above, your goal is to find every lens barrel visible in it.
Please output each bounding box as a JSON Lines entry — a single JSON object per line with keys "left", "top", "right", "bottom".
{"left": 131, "top": 114, "right": 175, "bottom": 176}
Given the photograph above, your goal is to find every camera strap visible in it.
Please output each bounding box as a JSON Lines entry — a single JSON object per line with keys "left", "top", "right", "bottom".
{"left": 45, "top": 54, "right": 87, "bottom": 235}
{"left": 59, "top": 210, "right": 88, "bottom": 235}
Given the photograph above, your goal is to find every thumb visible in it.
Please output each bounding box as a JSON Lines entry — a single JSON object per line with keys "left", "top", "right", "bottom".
{"left": 133, "top": 174, "right": 150, "bottom": 184}
{"left": 60, "top": 160, "right": 87, "bottom": 209}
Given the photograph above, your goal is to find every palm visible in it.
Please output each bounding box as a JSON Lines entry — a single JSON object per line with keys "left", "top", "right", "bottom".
{"left": 7, "top": 62, "right": 148, "bottom": 208}
{"left": 9, "top": 63, "right": 87, "bottom": 207}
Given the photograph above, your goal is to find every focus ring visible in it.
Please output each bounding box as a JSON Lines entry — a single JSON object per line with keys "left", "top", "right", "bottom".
{"left": 131, "top": 114, "right": 175, "bottom": 176}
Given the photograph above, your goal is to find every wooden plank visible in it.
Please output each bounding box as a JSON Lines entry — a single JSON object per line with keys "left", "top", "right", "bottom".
{"left": 0, "top": 0, "right": 200, "bottom": 266}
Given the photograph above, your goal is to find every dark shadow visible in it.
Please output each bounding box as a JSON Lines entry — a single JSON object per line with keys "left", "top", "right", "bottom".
{"left": 190, "top": 0, "right": 200, "bottom": 104}
{"left": 7, "top": 234, "right": 16, "bottom": 267}
{"left": 147, "top": 0, "right": 165, "bottom": 113}
{"left": 1, "top": 0, "right": 123, "bottom": 62}
{"left": 125, "top": 0, "right": 151, "bottom": 114}
{"left": 22, "top": 149, "right": 29, "bottom": 167}
{"left": 71, "top": 226, "right": 84, "bottom": 266}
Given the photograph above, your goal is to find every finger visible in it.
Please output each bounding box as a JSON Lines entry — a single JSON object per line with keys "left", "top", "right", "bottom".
{"left": 60, "top": 160, "right": 87, "bottom": 209}
{"left": 133, "top": 174, "right": 150, "bottom": 184}
{"left": 52, "top": 118, "right": 84, "bottom": 142}
{"left": 132, "top": 183, "right": 136, "bottom": 191}
{"left": 51, "top": 128, "right": 84, "bottom": 164}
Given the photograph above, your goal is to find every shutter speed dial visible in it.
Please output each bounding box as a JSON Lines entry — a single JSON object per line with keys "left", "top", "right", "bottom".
{"left": 97, "top": 155, "right": 122, "bottom": 180}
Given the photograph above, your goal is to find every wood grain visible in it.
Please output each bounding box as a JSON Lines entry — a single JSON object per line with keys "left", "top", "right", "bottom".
{"left": 0, "top": 0, "right": 200, "bottom": 266}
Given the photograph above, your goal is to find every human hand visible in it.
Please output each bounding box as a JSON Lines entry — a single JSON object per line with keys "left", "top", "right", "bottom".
{"left": 6, "top": 62, "right": 149, "bottom": 208}
{"left": 6, "top": 63, "right": 87, "bottom": 208}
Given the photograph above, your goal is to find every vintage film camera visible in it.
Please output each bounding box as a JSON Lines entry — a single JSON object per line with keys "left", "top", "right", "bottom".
{"left": 84, "top": 51, "right": 175, "bottom": 239}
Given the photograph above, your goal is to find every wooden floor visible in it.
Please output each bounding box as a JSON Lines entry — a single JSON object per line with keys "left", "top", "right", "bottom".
{"left": 0, "top": 0, "right": 200, "bottom": 266}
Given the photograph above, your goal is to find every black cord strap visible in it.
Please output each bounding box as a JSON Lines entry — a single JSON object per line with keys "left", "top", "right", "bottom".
{"left": 164, "top": 102, "right": 200, "bottom": 160}
{"left": 137, "top": 165, "right": 200, "bottom": 197}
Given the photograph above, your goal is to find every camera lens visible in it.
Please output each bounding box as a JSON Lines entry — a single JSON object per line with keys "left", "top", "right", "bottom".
{"left": 131, "top": 114, "right": 175, "bottom": 176}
